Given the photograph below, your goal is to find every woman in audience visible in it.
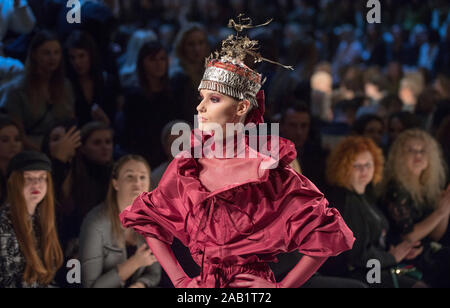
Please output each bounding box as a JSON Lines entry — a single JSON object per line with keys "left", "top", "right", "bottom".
{"left": 352, "top": 114, "right": 385, "bottom": 147}
{"left": 150, "top": 119, "right": 192, "bottom": 190}
{"left": 79, "top": 154, "right": 161, "bottom": 288}
{"left": 118, "top": 29, "right": 158, "bottom": 88}
{"left": 3, "top": 30, "right": 75, "bottom": 151}
{"left": 386, "top": 111, "right": 421, "bottom": 152}
{"left": 117, "top": 41, "right": 177, "bottom": 168}
{"left": 73, "top": 121, "right": 114, "bottom": 229}
{"left": 65, "top": 30, "right": 119, "bottom": 127}
{"left": 41, "top": 120, "right": 81, "bottom": 256}
{"left": 51, "top": 121, "right": 114, "bottom": 259}
{"left": 0, "top": 116, "right": 23, "bottom": 206}
{"left": 381, "top": 129, "right": 450, "bottom": 287}
{"left": 324, "top": 136, "right": 426, "bottom": 288}
{"left": 0, "top": 151, "right": 63, "bottom": 288}
{"left": 170, "top": 23, "right": 210, "bottom": 123}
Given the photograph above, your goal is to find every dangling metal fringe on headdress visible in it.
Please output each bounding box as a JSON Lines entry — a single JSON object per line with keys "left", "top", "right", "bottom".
{"left": 198, "top": 14, "right": 293, "bottom": 110}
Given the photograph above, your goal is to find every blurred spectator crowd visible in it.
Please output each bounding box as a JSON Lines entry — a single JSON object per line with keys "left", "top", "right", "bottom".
{"left": 0, "top": 0, "right": 449, "bottom": 288}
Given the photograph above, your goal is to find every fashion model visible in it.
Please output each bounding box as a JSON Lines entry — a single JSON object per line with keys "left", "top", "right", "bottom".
{"left": 121, "top": 16, "right": 354, "bottom": 288}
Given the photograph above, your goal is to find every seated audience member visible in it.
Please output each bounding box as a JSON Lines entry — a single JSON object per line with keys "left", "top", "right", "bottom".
{"left": 169, "top": 23, "right": 210, "bottom": 123}
{"left": 398, "top": 72, "right": 425, "bottom": 113}
{"left": 53, "top": 121, "right": 114, "bottom": 257}
{"left": 118, "top": 29, "right": 158, "bottom": 88}
{"left": 432, "top": 74, "right": 450, "bottom": 101}
{"left": 79, "top": 155, "right": 161, "bottom": 288}
{"left": 310, "top": 70, "right": 333, "bottom": 122}
{"left": 117, "top": 41, "right": 178, "bottom": 169}
{"left": 386, "top": 111, "right": 421, "bottom": 151}
{"left": 356, "top": 72, "right": 389, "bottom": 118}
{"left": 65, "top": 30, "right": 120, "bottom": 127}
{"left": 381, "top": 129, "right": 450, "bottom": 288}
{"left": 0, "top": 0, "right": 36, "bottom": 84}
{"left": 352, "top": 114, "right": 385, "bottom": 147}
{"left": 377, "top": 95, "right": 403, "bottom": 122}
{"left": 0, "top": 151, "right": 63, "bottom": 288}
{"left": 324, "top": 136, "right": 426, "bottom": 288}
{"left": 435, "top": 115, "right": 450, "bottom": 183}
{"left": 75, "top": 121, "right": 114, "bottom": 218}
{"left": 3, "top": 30, "right": 75, "bottom": 151}
{"left": 41, "top": 120, "right": 81, "bottom": 255}
{"left": 151, "top": 120, "right": 191, "bottom": 190}
{"left": 280, "top": 102, "right": 327, "bottom": 190}
{"left": 0, "top": 116, "right": 23, "bottom": 206}
{"left": 414, "top": 88, "right": 441, "bottom": 131}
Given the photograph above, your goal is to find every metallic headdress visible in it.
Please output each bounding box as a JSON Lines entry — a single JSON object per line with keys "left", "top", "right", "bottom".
{"left": 198, "top": 15, "right": 292, "bottom": 109}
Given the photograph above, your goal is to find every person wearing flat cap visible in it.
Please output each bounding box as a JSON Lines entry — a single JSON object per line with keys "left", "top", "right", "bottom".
{"left": 0, "top": 151, "right": 63, "bottom": 288}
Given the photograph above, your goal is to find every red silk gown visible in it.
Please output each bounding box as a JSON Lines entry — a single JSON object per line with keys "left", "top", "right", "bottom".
{"left": 120, "top": 129, "right": 355, "bottom": 287}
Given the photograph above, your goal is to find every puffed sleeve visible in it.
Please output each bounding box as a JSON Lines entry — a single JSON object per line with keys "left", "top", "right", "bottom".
{"left": 120, "top": 159, "right": 189, "bottom": 245}
{"left": 281, "top": 171, "right": 355, "bottom": 257}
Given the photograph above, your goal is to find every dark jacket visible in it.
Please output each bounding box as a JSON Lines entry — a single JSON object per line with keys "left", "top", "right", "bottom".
{"left": 0, "top": 205, "right": 47, "bottom": 288}
{"left": 322, "top": 186, "right": 396, "bottom": 276}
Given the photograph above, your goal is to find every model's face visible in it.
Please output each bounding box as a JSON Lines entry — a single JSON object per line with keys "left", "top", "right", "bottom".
{"left": 113, "top": 160, "right": 150, "bottom": 202}
{"left": 81, "top": 129, "right": 113, "bottom": 165}
{"left": 404, "top": 138, "right": 428, "bottom": 177}
{"left": 281, "top": 111, "right": 310, "bottom": 148}
{"left": 197, "top": 89, "right": 248, "bottom": 134}
{"left": 34, "top": 40, "right": 62, "bottom": 73}
{"left": 22, "top": 170, "right": 48, "bottom": 207}
{"left": 364, "top": 120, "right": 384, "bottom": 146}
{"left": 350, "top": 151, "right": 375, "bottom": 191}
{"left": 68, "top": 48, "right": 91, "bottom": 76}
{"left": 184, "top": 30, "right": 209, "bottom": 64}
{"left": 0, "top": 125, "right": 22, "bottom": 162}
{"left": 144, "top": 49, "right": 168, "bottom": 79}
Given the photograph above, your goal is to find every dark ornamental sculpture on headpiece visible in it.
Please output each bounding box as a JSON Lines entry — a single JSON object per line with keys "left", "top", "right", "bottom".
{"left": 198, "top": 14, "right": 293, "bottom": 111}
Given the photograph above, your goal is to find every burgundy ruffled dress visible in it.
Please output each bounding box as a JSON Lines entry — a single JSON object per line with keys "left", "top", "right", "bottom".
{"left": 120, "top": 91, "right": 354, "bottom": 287}
{"left": 120, "top": 133, "right": 354, "bottom": 287}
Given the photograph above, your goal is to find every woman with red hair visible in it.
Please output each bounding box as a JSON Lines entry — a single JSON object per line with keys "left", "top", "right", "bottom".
{"left": 324, "top": 136, "right": 426, "bottom": 288}
{"left": 0, "top": 151, "right": 63, "bottom": 288}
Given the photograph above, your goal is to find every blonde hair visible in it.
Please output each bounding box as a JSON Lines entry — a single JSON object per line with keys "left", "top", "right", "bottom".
{"left": 326, "top": 136, "right": 384, "bottom": 190}
{"left": 311, "top": 71, "right": 332, "bottom": 92}
{"left": 7, "top": 171, "right": 63, "bottom": 285}
{"left": 105, "top": 155, "right": 151, "bottom": 247}
{"left": 400, "top": 72, "right": 425, "bottom": 97}
{"left": 382, "top": 129, "right": 447, "bottom": 207}
{"left": 173, "top": 23, "right": 207, "bottom": 64}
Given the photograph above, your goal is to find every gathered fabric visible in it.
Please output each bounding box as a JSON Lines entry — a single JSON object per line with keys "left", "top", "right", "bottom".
{"left": 120, "top": 129, "right": 354, "bottom": 287}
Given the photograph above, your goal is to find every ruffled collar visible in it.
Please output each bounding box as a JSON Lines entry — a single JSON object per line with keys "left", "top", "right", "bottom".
{"left": 175, "top": 128, "right": 297, "bottom": 205}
